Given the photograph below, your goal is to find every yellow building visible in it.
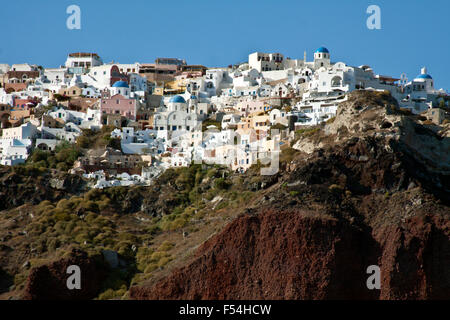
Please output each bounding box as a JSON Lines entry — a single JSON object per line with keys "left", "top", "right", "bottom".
{"left": 58, "top": 85, "right": 83, "bottom": 97}
{"left": 251, "top": 114, "right": 271, "bottom": 132}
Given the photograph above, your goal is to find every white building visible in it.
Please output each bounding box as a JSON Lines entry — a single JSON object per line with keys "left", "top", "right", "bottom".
{"left": 222, "top": 114, "right": 241, "bottom": 130}
{"left": 204, "top": 69, "right": 232, "bottom": 97}
{"left": 89, "top": 64, "right": 127, "bottom": 89}
{"left": 269, "top": 109, "right": 289, "bottom": 126}
{"left": 249, "top": 52, "right": 285, "bottom": 72}
{"left": 129, "top": 73, "right": 148, "bottom": 93}
{"left": 400, "top": 67, "right": 445, "bottom": 113}
{"left": 0, "top": 122, "right": 37, "bottom": 166}
{"left": 43, "top": 68, "right": 69, "bottom": 85}
{"left": 65, "top": 53, "right": 103, "bottom": 74}
{"left": 40, "top": 122, "right": 81, "bottom": 143}
{"left": 116, "top": 63, "right": 140, "bottom": 75}
{"left": 111, "top": 127, "right": 165, "bottom": 155}
{"left": 11, "top": 64, "right": 39, "bottom": 72}
{"left": 49, "top": 107, "right": 86, "bottom": 125}
{"left": 0, "top": 139, "right": 32, "bottom": 166}
{"left": 1, "top": 122, "right": 37, "bottom": 140}
{"left": 154, "top": 95, "right": 203, "bottom": 136}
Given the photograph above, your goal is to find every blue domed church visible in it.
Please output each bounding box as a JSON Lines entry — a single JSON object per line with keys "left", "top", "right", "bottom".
{"left": 314, "top": 47, "right": 331, "bottom": 69}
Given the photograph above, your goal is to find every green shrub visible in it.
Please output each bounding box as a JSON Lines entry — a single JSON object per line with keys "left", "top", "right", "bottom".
{"left": 144, "top": 263, "right": 158, "bottom": 273}
{"left": 215, "top": 201, "right": 229, "bottom": 210}
{"left": 214, "top": 178, "right": 231, "bottom": 190}
{"left": 158, "top": 241, "right": 174, "bottom": 252}
{"left": 158, "top": 257, "right": 171, "bottom": 268}
{"left": 160, "top": 216, "right": 188, "bottom": 231}
{"left": 326, "top": 117, "right": 336, "bottom": 124}
{"left": 27, "top": 141, "right": 81, "bottom": 170}
{"left": 270, "top": 123, "right": 288, "bottom": 131}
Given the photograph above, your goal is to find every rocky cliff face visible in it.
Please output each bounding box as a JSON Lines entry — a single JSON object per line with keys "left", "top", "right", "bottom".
{"left": 22, "top": 249, "right": 106, "bottom": 300}
{"left": 130, "top": 211, "right": 449, "bottom": 300}
{"left": 130, "top": 91, "right": 450, "bottom": 300}
{"left": 130, "top": 211, "right": 379, "bottom": 300}
{"left": 376, "top": 215, "right": 450, "bottom": 300}
{"left": 0, "top": 168, "right": 85, "bottom": 211}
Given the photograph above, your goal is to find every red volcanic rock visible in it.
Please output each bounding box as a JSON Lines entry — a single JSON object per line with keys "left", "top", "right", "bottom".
{"left": 130, "top": 210, "right": 380, "bottom": 300}
{"left": 377, "top": 215, "right": 450, "bottom": 300}
{"left": 23, "top": 249, "right": 106, "bottom": 300}
{"left": 130, "top": 209, "right": 450, "bottom": 300}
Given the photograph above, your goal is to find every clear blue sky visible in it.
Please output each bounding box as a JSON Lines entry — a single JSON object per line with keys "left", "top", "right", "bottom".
{"left": 1, "top": 0, "right": 449, "bottom": 90}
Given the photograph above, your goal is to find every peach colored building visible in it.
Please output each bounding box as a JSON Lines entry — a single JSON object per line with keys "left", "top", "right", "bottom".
{"left": 251, "top": 114, "right": 271, "bottom": 132}
{"left": 10, "top": 109, "right": 31, "bottom": 125}
{"left": 236, "top": 100, "right": 267, "bottom": 116}
{"left": 58, "top": 85, "right": 83, "bottom": 97}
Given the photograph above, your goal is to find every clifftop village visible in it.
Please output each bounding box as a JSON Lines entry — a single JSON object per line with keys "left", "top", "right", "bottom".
{"left": 0, "top": 48, "right": 448, "bottom": 188}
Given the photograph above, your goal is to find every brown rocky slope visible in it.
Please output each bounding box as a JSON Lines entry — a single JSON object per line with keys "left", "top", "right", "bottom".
{"left": 22, "top": 249, "right": 107, "bottom": 300}
{"left": 130, "top": 91, "right": 450, "bottom": 300}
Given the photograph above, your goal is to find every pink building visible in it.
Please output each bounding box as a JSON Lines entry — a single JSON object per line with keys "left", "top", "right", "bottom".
{"left": 100, "top": 94, "right": 137, "bottom": 120}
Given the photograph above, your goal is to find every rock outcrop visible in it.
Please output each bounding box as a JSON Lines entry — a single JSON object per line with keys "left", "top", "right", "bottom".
{"left": 130, "top": 208, "right": 449, "bottom": 300}
{"left": 22, "top": 249, "right": 106, "bottom": 300}
{"left": 130, "top": 210, "right": 380, "bottom": 300}
{"left": 376, "top": 214, "right": 450, "bottom": 300}
{"left": 0, "top": 169, "right": 85, "bottom": 211}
